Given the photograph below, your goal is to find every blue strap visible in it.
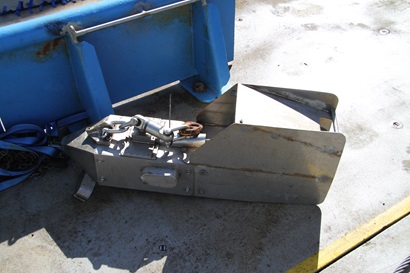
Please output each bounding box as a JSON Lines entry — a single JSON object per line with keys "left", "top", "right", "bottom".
{"left": 0, "top": 139, "right": 45, "bottom": 191}
{"left": 0, "top": 112, "right": 88, "bottom": 191}
{"left": 0, "top": 172, "right": 35, "bottom": 191}
{"left": 45, "top": 112, "right": 88, "bottom": 137}
{"left": 0, "top": 123, "right": 47, "bottom": 146}
{"left": 0, "top": 140, "right": 40, "bottom": 175}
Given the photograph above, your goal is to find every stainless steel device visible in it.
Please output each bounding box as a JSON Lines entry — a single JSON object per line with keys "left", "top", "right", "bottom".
{"left": 62, "top": 84, "right": 345, "bottom": 204}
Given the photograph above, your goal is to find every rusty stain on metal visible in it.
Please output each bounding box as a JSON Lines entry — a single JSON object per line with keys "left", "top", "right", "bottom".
{"left": 250, "top": 126, "right": 342, "bottom": 157}
{"left": 202, "top": 164, "right": 319, "bottom": 179}
{"left": 278, "top": 133, "right": 342, "bottom": 157}
{"left": 36, "top": 37, "right": 63, "bottom": 57}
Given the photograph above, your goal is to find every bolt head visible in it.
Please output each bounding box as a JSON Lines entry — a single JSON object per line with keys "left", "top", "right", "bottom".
{"left": 194, "top": 82, "right": 206, "bottom": 93}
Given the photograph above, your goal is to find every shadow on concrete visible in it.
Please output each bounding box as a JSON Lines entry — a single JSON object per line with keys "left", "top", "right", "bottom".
{"left": 0, "top": 167, "right": 321, "bottom": 272}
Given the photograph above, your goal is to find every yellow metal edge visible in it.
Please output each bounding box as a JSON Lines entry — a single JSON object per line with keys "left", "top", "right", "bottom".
{"left": 286, "top": 195, "right": 410, "bottom": 273}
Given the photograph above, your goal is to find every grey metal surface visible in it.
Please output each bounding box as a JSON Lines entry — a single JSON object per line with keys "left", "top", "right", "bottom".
{"left": 191, "top": 123, "right": 345, "bottom": 204}
{"left": 197, "top": 87, "right": 237, "bottom": 126}
{"left": 234, "top": 84, "right": 327, "bottom": 130}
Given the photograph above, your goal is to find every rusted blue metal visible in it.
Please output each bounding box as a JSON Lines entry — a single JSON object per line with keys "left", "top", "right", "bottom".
{"left": 0, "top": 0, "right": 235, "bottom": 128}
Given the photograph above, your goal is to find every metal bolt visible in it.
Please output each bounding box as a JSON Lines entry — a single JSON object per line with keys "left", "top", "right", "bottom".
{"left": 185, "top": 187, "right": 190, "bottom": 193}
{"left": 194, "top": 82, "right": 206, "bottom": 93}
{"left": 100, "top": 177, "right": 106, "bottom": 182}
{"left": 391, "top": 121, "right": 403, "bottom": 129}
{"left": 379, "top": 28, "right": 390, "bottom": 35}
{"left": 199, "top": 169, "right": 207, "bottom": 175}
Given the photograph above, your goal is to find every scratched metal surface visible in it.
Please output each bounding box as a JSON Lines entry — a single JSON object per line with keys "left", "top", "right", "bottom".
{"left": 1, "top": 0, "right": 410, "bottom": 272}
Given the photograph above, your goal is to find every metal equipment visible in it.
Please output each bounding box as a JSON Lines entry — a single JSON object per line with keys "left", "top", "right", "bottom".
{"left": 63, "top": 84, "right": 346, "bottom": 204}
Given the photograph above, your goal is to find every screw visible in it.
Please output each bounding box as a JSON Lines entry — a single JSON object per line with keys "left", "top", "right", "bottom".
{"left": 199, "top": 169, "right": 207, "bottom": 175}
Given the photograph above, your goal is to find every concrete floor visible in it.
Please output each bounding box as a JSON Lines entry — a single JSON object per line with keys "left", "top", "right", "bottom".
{"left": 1, "top": 0, "right": 410, "bottom": 272}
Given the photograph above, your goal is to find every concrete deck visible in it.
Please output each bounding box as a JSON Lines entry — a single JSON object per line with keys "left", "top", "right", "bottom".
{"left": 1, "top": 0, "right": 409, "bottom": 272}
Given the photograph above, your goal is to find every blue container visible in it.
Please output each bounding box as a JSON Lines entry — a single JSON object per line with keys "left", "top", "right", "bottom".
{"left": 0, "top": 0, "right": 235, "bottom": 128}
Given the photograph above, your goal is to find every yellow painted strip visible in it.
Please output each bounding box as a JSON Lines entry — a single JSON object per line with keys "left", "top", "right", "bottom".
{"left": 286, "top": 195, "right": 410, "bottom": 273}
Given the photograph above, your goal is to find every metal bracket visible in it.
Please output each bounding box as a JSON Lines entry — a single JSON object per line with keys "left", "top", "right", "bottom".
{"left": 61, "top": 23, "right": 79, "bottom": 43}
{"left": 74, "top": 172, "right": 96, "bottom": 202}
